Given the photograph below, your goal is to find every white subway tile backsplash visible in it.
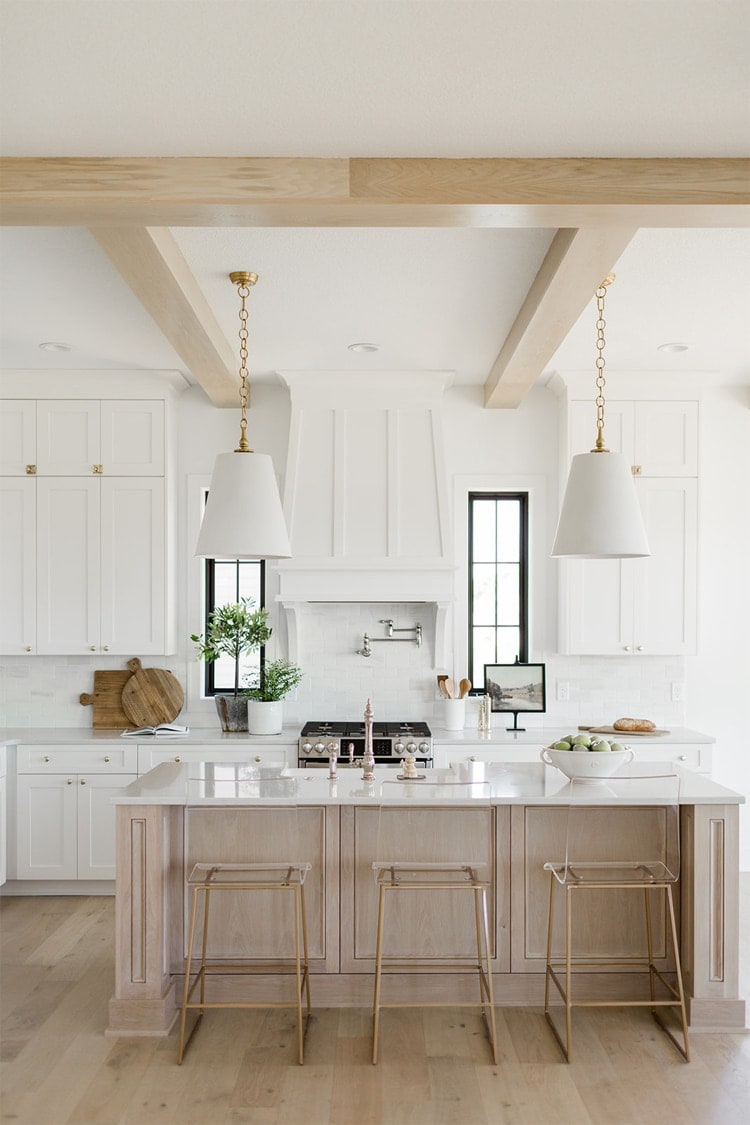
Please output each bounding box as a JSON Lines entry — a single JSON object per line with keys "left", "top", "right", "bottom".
{"left": 0, "top": 604, "right": 687, "bottom": 730}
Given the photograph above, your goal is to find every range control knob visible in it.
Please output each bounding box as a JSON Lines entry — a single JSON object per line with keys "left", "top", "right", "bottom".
{"left": 394, "top": 740, "right": 405, "bottom": 753}
{"left": 406, "top": 741, "right": 417, "bottom": 753}
{"left": 314, "top": 741, "right": 326, "bottom": 755}
{"left": 301, "top": 742, "right": 312, "bottom": 754}
{"left": 327, "top": 740, "right": 338, "bottom": 753}
{"left": 418, "top": 741, "right": 430, "bottom": 753}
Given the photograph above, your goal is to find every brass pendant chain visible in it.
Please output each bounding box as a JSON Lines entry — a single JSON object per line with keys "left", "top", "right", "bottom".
{"left": 592, "top": 273, "right": 615, "bottom": 453}
{"left": 229, "top": 270, "right": 258, "bottom": 453}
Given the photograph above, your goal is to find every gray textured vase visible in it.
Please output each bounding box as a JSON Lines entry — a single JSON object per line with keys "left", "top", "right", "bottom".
{"left": 214, "top": 694, "right": 248, "bottom": 732}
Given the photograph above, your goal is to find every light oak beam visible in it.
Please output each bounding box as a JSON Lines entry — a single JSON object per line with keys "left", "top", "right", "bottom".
{"left": 484, "top": 227, "right": 638, "bottom": 409}
{"left": 2, "top": 157, "right": 748, "bottom": 227}
{"left": 91, "top": 226, "right": 238, "bottom": 406}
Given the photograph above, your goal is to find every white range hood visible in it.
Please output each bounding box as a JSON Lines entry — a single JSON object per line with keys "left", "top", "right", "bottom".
{"left": 276, "top": 370, "right": 455, "bottom": 604}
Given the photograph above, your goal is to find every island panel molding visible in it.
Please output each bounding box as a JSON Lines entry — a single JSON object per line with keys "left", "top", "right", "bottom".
{"left": 106, "top": 765, "right": 745, "bottom": 1033}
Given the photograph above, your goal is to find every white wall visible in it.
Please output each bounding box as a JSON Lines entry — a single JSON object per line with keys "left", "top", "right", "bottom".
{"left": 1, "top": 377, "right": 747, "bottom": 864}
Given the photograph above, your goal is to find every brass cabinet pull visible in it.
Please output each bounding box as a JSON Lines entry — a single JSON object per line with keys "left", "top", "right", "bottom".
{"left": 92, "top": 464, "right": 103, "bottom": 474}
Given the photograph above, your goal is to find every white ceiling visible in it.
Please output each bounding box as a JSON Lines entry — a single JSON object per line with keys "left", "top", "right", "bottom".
{"left": 1, "top": 1, "right": 748, "bottom": 391}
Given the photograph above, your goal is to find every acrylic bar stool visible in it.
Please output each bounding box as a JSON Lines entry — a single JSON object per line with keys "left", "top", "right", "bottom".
{"left": 543, "top": 772, "right": 689, "bottom": 1063}
{"left": 371, "top": 779, "right": 498, "bottom": 1065}
{"left": 177, "top": 860, "right": 312, "bottom": 1065}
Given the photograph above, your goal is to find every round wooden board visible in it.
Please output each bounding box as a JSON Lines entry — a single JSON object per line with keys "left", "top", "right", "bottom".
{"left": 121, "top": 658, "right": 184, "bottom": 727}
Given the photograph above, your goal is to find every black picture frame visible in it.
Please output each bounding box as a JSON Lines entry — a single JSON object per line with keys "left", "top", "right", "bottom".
{"left": 483, "top": 662, "right": 546, "bottom": 731}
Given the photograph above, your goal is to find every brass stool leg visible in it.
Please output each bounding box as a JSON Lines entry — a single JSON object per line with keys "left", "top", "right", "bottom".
{"left": 178, "top": 884, "right": 202, "bottom": 1065}
{"left": 660, "top": 885, "right": 691, "bottom": 1061}
{"left": 372, "top": 882, "right": 386, "bottom": 1064}
{"left": 293, "top": 885, "right": 304, "bottom": 1065}
{"left": 644, "top": 886, "right": 657, "bottom": 1004}
{"left": 476, "top": 885, "right": 498, "bottom": 1064}
{"left": 563, "top": 886, "right": 573, "bottom": 1063}
{"left": 300, "top": 882, "right": 311, "bottom": 1018}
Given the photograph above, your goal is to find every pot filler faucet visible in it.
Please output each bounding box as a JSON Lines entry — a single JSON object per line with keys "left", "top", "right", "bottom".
{"left": 357, "top": 620, "right": 422, "bottom": 656}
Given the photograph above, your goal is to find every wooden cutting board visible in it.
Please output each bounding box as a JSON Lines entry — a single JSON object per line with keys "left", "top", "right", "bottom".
{"left": 579, "top": 725, "right": 670, "bottom": 736}
{"left": 121, "top": 658, "right": 184, "bottom": 727}
{"left": 79, "top": 670, "right": 133, "bottom": 729}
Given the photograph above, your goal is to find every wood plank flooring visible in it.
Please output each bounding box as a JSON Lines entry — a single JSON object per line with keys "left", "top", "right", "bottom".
{"left": 1, "top": 886, "right": 749, "bottom": 1125}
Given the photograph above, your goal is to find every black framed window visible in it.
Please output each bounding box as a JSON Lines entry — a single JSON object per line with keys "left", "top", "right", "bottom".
{"left": 468, "top": 492, "right": 529, "bottom": 689}
{"left": 203, "top": 557, "right": 265, "bottom": 695}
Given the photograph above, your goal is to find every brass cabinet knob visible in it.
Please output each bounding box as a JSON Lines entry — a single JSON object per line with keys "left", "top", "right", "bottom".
{"left": 624, "top": 645, "right": 632, "bottom": 652}
{"left": 25, "top": 645, "right": 32, "bottom": 652}
{"left": 678, "top": 754, "right": 687, "bottom": 761}
{"left": 636, "top": 645, "right": 644, "bottom": 651}
{"left": 26, "top": 464, "right": 36, "bottom": 474}
{"left": 80, "top": 778, "right": 87, "bottom": 785}
{"left": 92, "top": 464, "right": 103, "bottom": 474}
{"left": 174, "top": 755, "right": 181, "bottom": 763}
{"left": 255, "top": 756, "right": 261, "bottom": 762}
{"left": 67, "top": 778, "right": 74, "bottom": 785}
{"left": 102, "top": 645, "right": 109, "bottom": 652}
{"left": 104, "top": 756, "right": 110, "bottom": 763}
{"left": 43, "top": 755, "right": 50, "bottom": 763}
{"left": 89, "top": 645, "right": 96, "bottom": 652}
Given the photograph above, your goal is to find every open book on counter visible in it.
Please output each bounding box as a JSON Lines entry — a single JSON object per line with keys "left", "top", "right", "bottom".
{"left": 121, "top": 723, "right": 189, "bottom": 738}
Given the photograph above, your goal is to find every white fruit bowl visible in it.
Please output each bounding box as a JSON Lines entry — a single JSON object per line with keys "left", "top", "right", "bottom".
{"left": 540, "top": 746, "right": 634, "bottom": 780}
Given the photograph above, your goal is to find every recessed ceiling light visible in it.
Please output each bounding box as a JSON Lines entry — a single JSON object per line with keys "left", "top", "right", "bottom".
{"left": 347, "top": 342, "right": 379, "bottom": 353}
{"left": 38, "top": 341, "right": 74, "bottom": 352}
{"left": 657, "top": 342, "right": 689, "bottom": 354}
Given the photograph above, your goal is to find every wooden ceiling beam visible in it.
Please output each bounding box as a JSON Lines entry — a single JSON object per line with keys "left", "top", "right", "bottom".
{"left": 2, "top": 157, "right": 748, "bottom": 227}
{"left": 484, "top": 227, "right": 638, "bottom": 408}
{"left": 91, "top": 226, "right": 238, "bottom": 406}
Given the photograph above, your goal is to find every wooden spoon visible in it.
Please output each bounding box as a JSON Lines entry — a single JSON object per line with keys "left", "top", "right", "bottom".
{"left": 437, "top": 675, "right": 451, "bottom": 699}
{"left": 444, "top": 677, "right": 455, "bottom": 699}
{"left": 458, "top": 678, "right": 471, "bottom": 699}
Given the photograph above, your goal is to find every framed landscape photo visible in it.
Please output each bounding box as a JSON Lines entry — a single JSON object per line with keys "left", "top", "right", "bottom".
{"left": 483, "top": 662, "right": 546, "bottom": 730}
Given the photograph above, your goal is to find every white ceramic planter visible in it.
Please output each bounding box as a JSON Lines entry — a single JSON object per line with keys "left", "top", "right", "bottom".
{"left": 247, "top": 700, "right": 284, "bottom": 735}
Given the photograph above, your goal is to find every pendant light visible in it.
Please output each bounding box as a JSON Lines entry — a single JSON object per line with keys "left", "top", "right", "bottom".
{"left": 551, "top": 275, "right": 650, "bottom": 559}
{"left": 195, "top": 272, "right": 292, "bottom": 559}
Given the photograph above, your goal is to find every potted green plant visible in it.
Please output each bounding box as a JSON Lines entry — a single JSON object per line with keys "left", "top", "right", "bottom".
{"left": 242, "top": 658, "right": 303, "bottom": 735}
{"left": 191, "top": 598, "right": 272, "bottom": 731}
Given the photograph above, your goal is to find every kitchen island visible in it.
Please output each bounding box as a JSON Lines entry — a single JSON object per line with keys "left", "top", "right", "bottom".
{"left": 108, "top": 762, "right": 745, "bottom": 1037}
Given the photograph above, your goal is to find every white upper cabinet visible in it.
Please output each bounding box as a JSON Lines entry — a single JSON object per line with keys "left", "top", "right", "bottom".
{"left": 560, "top": 399, "right": 698, "bottom": 657}
{"left": 0, "top": 400, "right": 36, "bottom": 475}
{"left": 0, "top": 389, "right": 174, "bottom": 656}
{"left": 36, "top": 400, "right": 164, "bottom": 476}
{"left": 569, "top": 399, "right": 698, "bottom": 475}
{"left": 0, "top": 476, "right": 37, "bottom": 653}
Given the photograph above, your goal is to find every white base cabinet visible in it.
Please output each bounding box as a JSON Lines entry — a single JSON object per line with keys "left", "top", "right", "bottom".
{"left": 14, "top": 745, "right": 137, "bottom": 881}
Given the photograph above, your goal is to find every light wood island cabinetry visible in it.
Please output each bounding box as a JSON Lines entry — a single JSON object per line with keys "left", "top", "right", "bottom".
{"left": 107, "top": 763, "right": 744, "bottom": 1036}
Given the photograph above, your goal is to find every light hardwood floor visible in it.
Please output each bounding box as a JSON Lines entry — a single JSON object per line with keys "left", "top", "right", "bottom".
{"left": 1, "top": 884, "right": 749, "bottom": 1125}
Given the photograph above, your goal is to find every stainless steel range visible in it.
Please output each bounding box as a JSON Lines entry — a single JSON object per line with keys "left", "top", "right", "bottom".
{"left": 298, "top": 720, "right": 433, "bottom": 767}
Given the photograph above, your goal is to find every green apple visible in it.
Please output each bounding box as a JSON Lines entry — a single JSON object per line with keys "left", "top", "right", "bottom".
{"left": 552, "top": 740, "right": 571, "bottom": 751}
{"left": 610, "top": 741, "right": 625, "bottom": 752}
{"left": 590, "top": 739, "right": 611, "bottom": 752}
{"left": 571, "top": 734, "right": 591, "bottom": 749}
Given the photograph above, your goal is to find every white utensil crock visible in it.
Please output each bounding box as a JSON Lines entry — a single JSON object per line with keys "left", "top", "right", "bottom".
{"left": 442, "top": 698, "right": 466, "bottom": 731}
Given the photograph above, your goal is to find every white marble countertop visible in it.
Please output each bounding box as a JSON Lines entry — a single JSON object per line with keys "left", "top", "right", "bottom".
{"left": 0, "top": 724, "right": 714, "bottom": 748}
{"left": 431, "top": 725, "right": 715, "bottom": 746}
{"left": 113, "top": 761, "right": 743, "bottom": 807}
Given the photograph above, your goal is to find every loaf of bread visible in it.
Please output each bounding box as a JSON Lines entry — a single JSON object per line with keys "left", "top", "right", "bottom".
{"left": 613, "top": 717, "right": 656, "bottom": 732}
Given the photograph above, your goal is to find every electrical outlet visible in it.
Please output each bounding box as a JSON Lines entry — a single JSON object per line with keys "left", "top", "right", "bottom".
{"left": 557, "top": 681, "right": 570, "bottom": 701}
{"left": 671, "top": 681, "right": 686, "bottom": 703}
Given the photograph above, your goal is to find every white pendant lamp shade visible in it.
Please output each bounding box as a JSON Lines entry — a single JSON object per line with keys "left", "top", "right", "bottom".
{"left": 551, "top": 451, "right": 650, "bottom": 559}
{"left": 195, "top": 450, "right": 292, "bottom": 559}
